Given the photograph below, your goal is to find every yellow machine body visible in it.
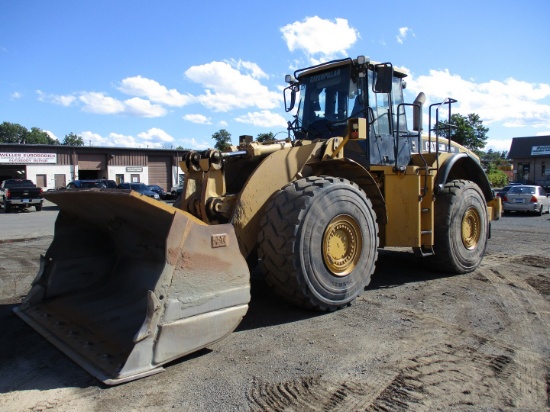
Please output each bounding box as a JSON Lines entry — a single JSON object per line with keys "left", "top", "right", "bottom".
{"left": 14, "top": 56, "right": 500, "bottom": 385}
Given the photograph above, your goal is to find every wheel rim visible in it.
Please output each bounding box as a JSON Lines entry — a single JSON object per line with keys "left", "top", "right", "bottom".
{"left": 461, "top": 207, "right": 481, "bottom": 250}
{"left": 322, "top": 214, "right": 362, "bottom": 276}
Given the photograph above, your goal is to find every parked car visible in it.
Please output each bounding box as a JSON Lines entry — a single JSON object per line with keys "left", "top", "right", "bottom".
{"left": 502, "top": 185, "right": 550, "bottom": 215}
{"left": 118, "top": 182, "right": 160, "bottom": 200}
{"left": 66, "top": 179, "right": 117, "bottom": 189}
{"left": 147, "top": 184, "right": 168, "bottom": 200}
{"left": 170, "top": 181, "right": 184, "bottom": 199}
{"left": 496, "top": 183, "right": 521, "bottom": 198}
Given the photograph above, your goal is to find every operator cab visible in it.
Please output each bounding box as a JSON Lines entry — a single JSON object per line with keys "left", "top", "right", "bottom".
{"left": 285, "top": 56, "right": 416, "bottom": 168}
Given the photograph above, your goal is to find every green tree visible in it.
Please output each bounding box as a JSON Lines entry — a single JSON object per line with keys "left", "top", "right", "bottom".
{"left": 27, "top": 127, "right": 59, "bottom": 145}
{"left": 63, "top": 132, "right": 84, "bottom": 146}
{"left": 481, "top": 149, "right": 511, "bottom": 187}
{"left": 0, "top": 121, "right": 29, "bottom": 143}
{"left": 437, "top": 113, "right": 489, "bottom": 155}
{"left": 211, "top": 129, "right": 232, "bottom": 151}
{"left": 481, "top": 149, "right": 508, "bottom": 166}
{"left": 0, "top": 122, "right": 59, "bottom": 144}
{"left": 256, "top": 132, "right": 274, "bottom": 143}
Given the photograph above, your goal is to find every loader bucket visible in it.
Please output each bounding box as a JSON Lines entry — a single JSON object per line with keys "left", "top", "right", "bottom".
{"left": 13, "top": 189, "right": 250, "bottom": 385}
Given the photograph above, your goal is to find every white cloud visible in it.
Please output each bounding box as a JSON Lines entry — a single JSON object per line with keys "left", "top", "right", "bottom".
{"left": 536, "top": 131, "right": 550, "bottom": 136}
{"left": 81, "top": 129, "right": 176, "bottom": 149}
{"left": 228, "top": 59, "right": 268, "bottom": 79}
{"left": 406, "top": 69, "right": 550, "bottom": 131}
{"left": 185, "top": 61, "right": 280, "bottom": 112}
{"left": 77, "top": 92, "right": 167, "bottom": 117}
{"left": 137, "top": 128, "right": 174, "bottom": 144}
{"left": 118, "top": 76, "right": 193, "bottom": 107}
{"left": 37, "top": 90, "right": 76, "bottom": 106}
{"left": 79, "top": 92, "right": 125, "bottom": 114}
{"left": 235, "top": 110, "right": 288, "bottom": 128}
{"left": 485, "top": 138, "right": 513, "bottom": 152}
{"left": 183, "top": 114, "right": 212, "bottom": 124}
{"left": 179, "top": 137, "right": 210, "bottom": 150}
{"left": 396, "top": 27, "right": 414, "bottom": 44}
{"left": 36, "top": 60, "right": 280, "bottom": 125}
{"left": 281, "top": 17, "right": 358, "bottom": 63}
{"left": 81, "top": 131, "right": 138, "bottom": 147}
{"left": 55, "top": 95, "right": 77, "bottom": 106}
{"left": 10, "top": 91, "right": 22, "bottom": 100}
{"left": 124, "top": 97, "right": 167, "bottom": 117}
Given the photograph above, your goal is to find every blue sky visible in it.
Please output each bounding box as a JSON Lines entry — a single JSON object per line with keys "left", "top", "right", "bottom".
{"left": 2, "top": 0, "right": 549, "bottom": 153}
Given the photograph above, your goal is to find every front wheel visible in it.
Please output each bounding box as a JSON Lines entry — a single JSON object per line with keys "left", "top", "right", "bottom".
{"left": 429, "top": 180, "right": 489, "bottom": 274}
{"left": 258, "top": 176, "right": 379, "bottom": 311}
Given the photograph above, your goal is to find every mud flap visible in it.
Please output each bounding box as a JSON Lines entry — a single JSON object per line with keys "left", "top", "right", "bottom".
{"left": 14, "top": 189, "right": 250, "bottom": 385}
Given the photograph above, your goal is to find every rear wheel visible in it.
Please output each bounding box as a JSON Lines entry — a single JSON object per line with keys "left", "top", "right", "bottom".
{"left": 258, "top": 176, "right": 379, "bottom": 311}
{"left": 4, "top": 203, "right": 11, "bottom": 213}
{"left": 35, "top": 204, "right": 42, "bottom": 211}
{"left": 430, "top": 180, "right": 488, "bottom": 273}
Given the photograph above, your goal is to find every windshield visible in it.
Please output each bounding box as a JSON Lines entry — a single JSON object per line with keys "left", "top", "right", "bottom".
{"left": 295, "top": 65, "right": 358, "bottom": 139}
{"left": 292, "top": 62, "right": 409, "bottom": 140}
{"left": 81, "top": 182, "right": 106, "bottom": 188}
{"left": 509, "top": 186, "right": 535, "bottom": 195}
{"left": 130, "top": 183, "right": 147, "bottom": 191}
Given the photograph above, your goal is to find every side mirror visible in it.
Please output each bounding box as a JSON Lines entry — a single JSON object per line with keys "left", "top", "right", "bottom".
{"left": 284, "top": 85, "right": 297, "bottom": 112}
{"left": 373, "top": 63, "right": 393, "bottom": 93}
{"left": 413, "top": 92, "right": 426, "bottom": 132}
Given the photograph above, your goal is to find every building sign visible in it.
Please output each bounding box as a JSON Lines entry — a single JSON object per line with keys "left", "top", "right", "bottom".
{"left": 531, "top": 145, "right": 550, "bottom": 156}
{"left": 0, "top": 152, "right": 57, "bottom": 164}
{"left": 126, "top": 167, "right": 143, "bottom": 172}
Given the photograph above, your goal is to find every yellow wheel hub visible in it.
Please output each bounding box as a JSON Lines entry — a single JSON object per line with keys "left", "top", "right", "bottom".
{"left": 462, "top": 207, "right": 481, "bottom": 250}
{"left": 322, "top": 215, "right": 362, "bottom": 276}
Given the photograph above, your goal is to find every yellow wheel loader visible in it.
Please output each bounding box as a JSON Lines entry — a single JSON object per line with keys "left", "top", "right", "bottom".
{"left": 14, "top": 56, "right": 501, "bottom": 384}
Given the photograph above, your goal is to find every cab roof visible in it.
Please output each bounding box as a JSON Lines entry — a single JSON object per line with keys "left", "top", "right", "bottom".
{"left": 295, "top": 57, "right": 408, "bottom": 80}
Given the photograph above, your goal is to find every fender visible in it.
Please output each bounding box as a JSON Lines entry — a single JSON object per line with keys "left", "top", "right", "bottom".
{"left": 230, "top": 142, "right": 324, "bottom": 258}
{"left": 436, "top": 153, "right": 494, "bottom": 201}
{"left": 308, "top": 157, "right": 387, "bottom": 226}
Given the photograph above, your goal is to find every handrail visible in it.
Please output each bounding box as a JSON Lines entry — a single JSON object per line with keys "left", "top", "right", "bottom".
{"left": 428, "top": 98, "right": 457, "bottom": 170}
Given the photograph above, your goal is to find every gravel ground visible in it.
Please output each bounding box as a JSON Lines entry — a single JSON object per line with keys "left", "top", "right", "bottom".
{"left": 0, "top": 203, "right": 549, "bottom": 411}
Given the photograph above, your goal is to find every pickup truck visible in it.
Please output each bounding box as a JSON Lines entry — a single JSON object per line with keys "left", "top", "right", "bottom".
{"left": 0, "top": 179, "right": 44, "bottom": 212}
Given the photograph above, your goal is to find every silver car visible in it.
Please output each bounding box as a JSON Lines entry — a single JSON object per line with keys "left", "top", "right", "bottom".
{"left": 502, "top": 185, "right": 550, "bottom": 215}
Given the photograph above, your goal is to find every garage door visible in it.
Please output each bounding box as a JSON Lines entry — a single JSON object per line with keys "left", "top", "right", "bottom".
{"left": 78, "top": 154, "right": 105, "bottom": 170}
{"left": 148, "top": 156, "right": 172, "bottom": 191}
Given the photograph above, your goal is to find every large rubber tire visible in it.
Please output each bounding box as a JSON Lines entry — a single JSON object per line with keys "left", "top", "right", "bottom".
{"left": 35, "top": 203, "right": 42, "bottom": 211}
{"left": 4, "top": 203, "right": 11, "bottom": 213}
{"left": 258, "top": 176, "right": 379, "bottom": 311}
{"left": 430, "top": 180, "right": 488, "bottom": 274}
